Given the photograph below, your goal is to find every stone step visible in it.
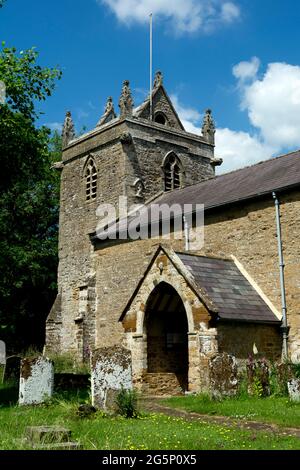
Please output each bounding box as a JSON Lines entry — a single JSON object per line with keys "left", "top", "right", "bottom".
{"left": 25, "top": 426, "right": 72, "bottom": 444}
{"left": 141, "top": 373, "right": 184, "bottom": 396}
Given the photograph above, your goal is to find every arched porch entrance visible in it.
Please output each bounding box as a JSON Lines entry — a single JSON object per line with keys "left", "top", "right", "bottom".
{"left": 144, "top": 282, "right": 188, "bottom": 391}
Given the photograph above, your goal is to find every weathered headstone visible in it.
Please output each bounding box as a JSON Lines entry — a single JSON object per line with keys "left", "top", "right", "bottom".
{"left": 209, "top": 353, "right": 238, "bottom": 398}
{"left": 287, "top": 379, "right": 300, "bottom": 402}
{"left": 0, "top": 340, "right": 5, "bottom": 365}
{"left": 91, "top": 346, "right": 132, "bottom": 411}
{"left": 0, "top": 341, "right": 5, "bottom": 383}
{"left": 19, "top": 357, "right": 54, "bottom": 405}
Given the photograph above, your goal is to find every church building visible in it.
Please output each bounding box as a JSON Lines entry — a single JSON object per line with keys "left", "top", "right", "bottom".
{"left": 46, "top": 72, "right": 300, "bottom": 394}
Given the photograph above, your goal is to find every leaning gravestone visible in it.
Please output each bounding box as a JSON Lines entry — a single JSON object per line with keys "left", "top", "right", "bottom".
{"left": 19, "top": 357, "right": 54, "bottom": 406}
{"left": 91, "top": 346, "right": 132, "bottom": 411}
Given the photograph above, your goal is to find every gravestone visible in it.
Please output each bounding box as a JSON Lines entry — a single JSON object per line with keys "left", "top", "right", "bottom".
{"left": 209, "top": 353, "right": 238, "bottom": 398}
{"left": 0, "top": 341, "right": 5, "bottom": 384}
{"left": 0, "top": 341, "right": 5, "bottom": 365}
{"left": 19, "top": 357, "right": 54, "bottom": 405}
{"left": 287, "top": 379, "right": 300, "bottom": 402}
{"left": 91, "top": 346, "right": 132, "bottom": 411}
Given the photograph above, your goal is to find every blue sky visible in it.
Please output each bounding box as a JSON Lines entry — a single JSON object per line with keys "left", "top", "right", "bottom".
{"left": 1, "top": 0, "right": 300, "bottom": 172}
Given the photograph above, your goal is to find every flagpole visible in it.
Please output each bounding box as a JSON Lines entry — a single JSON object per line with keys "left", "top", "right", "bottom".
{"left": 149, "top": 13, "right": 153, "bottom": 121}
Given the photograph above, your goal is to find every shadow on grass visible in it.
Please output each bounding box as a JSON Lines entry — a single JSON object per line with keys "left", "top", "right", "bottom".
{"left": 0, "top": 382, "right": 19, "bottom": 407}
{"left": 53, "top": 388, "right": 90, "bottom": 403}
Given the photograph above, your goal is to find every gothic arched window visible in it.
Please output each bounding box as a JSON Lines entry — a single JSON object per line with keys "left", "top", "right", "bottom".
{"left": 164, "top": 153, "right": 183, "bottom": 192}
{"left": 85, "top": 158, "right": 97, "bottom": 201}
{"left": 154, "top": 112, "right": 167, "bottom": 125}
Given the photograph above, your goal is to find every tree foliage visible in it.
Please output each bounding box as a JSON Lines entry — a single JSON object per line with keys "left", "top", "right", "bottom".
{"left": 0, "top": 44, "right": 62, "bottom": 351}
{"left": 0, "top": 44, "right": 62, "bottom": 120}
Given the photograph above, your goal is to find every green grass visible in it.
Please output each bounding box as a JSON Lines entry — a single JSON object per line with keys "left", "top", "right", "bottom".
{"left": 47, "top": 353, "right": 90, "bottom": 374}
{"left": 164, "top": 395, "right": 300, "bottom": 428}
{"left": 0, "top": 396, "right": 299, "bottom": 450}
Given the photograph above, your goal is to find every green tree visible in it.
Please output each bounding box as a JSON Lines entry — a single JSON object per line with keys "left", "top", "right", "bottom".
{"left": 0, "top": 44, "right": 62, "bottom": 351}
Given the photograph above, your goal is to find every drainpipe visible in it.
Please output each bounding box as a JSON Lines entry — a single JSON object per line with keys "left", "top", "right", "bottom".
{"left": 272, "top": 192, "right": 289, "bottom": 359}
{"left": 183, "top": 215, "right": 190, "bottom": 252}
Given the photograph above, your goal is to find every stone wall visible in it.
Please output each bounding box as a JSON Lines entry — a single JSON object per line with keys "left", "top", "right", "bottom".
{"left": 127, "top": 135, "right": 214, "bottom": 202}
{"left": 141, "top": 373, "right": 183, "bottom": 396}
{"left": 201, "top": 191, "right": 300, "bottom": 361}
{"left": 90, "top": 191, "right": 299, "bottom": 362}
{"left": 217, "top": 323, "right": 282, "bottom": 361}
{"left": 46, "top": 111, "right": 215, "bottom": 358}
{"left": 138, "top": 86, "right": 183, "bottom": 130}
{"left": 147, "top": 337, "right": 187, "bottom": 373}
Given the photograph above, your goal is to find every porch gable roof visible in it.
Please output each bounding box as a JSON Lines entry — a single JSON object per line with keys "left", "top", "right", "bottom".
{"left": 119, "top": 246, "right": 281, "bottom": 325}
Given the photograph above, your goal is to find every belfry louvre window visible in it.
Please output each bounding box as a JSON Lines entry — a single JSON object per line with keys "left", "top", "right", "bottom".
{"left": 85, "top": 159, "right": 97, "bottom": 201}
{"left": 164, "top": 154, "right": 182, "bottom": 192}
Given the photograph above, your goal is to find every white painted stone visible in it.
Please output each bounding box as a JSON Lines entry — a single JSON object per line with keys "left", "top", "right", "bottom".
{"left": 287, "top": 379, "right": 300, "bottom": 402}
{"left": 91, "top": 346, "right": 132, "bottom": 409}
{"left": 0, "top": 340, "right": 5, "bottom": 365}
{"left": 19, "top": 357, "right": 54, "bottom": 406}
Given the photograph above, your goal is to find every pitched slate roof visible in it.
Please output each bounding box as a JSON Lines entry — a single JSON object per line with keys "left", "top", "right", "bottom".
{"left": 154, "top": 150, "right": 300, "bottom": 210}
{"left": 92, "top": 150, "right": 300, "bottom": 243}
{"left": 176, "top": 252, "right": 280, "bottom": 324}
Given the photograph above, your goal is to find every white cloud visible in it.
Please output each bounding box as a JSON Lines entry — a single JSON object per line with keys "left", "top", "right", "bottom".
{"left": 173, "top": 58, "right": 300, "bottom": 173}
{"left": 100, "top": 0, "right": 240, "bottom": 34}
{"left": 170, "top": 89, "right": 278, "bottom": 174}
{"left": 220, "top": 2, "right": 240, "bottom": 23}
{"left": 170, "top": 94, "right": 274, "bottom": 172}
{"left": 170, "top": 94, "right": 201, "bottom": 122}
{"left": 45, "top": 122, "right": 62, "bottom": 132}
{"left": 109, "top": 57, "right": 300, "bottom": 174}
{"left": 170, "top": 94, "right": 202, "bottom": 134}
{"left": 215, "top": 128, "right": 276, "bottom": 173}
{"left": 182, "top": 120, "right": 202, "bottom": 135}
{"left": 241, "top": 62, "right": 300, "bottom": 148}
{"left": 216, "top": 59, "right": 300, "bottom": 172}
{"left": 233, "top": 56, "right": 260, "bottom": 82}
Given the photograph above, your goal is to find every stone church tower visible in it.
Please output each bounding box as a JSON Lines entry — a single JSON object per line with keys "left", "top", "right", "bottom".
{"left": 46, "top": 72, "right": 221, "bottom": 358}
{"left": 46, "top": 69, "right": 300, "bottom": 396}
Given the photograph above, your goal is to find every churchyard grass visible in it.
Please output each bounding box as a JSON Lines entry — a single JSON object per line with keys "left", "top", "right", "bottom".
{"left": 0, "top": 391, "right": 299, "bottom": 450}
{"left": 164, "top": 395, "right": 300, "bottom": 428}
